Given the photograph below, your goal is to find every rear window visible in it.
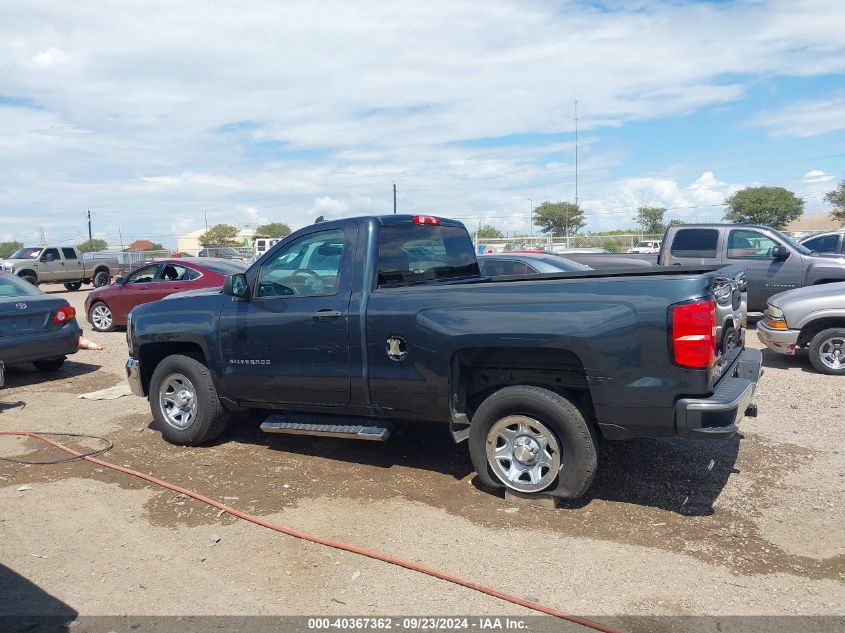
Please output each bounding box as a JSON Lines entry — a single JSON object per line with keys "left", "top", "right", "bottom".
{"left": 670, "top": 229, "right": 719, "bottom": 258}
{"left": 378, "top": 224, "right": 478, "bottom": 287}
{"left": 0, "top": 274, "right": 41, "bottom": 297}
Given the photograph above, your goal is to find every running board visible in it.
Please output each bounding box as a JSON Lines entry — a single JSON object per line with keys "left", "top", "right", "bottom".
{"left": 260, "top": 415, "right": 391, "bottom": 441}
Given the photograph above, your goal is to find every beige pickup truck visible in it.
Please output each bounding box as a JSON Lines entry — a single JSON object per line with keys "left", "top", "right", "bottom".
{"left": 1, "top": 245, "right": 124, "bottom": 290}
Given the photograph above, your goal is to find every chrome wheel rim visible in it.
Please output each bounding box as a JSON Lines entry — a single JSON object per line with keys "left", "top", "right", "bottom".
{"left": 819, "top": 336, "right": 845, "bottom": 370}
{"left": 159, "top": 373, "right": 198, "bottom": 430}
{"left": 486, "top": 415, "right": 561, "bottom": 493}
{"left": 91, "top": 304, "right": 112, "bottom": 330}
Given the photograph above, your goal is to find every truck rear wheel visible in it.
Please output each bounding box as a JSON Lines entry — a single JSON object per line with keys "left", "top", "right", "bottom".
{"left": 93, "top": 270, "right": 110, "bottom": 288}
{"left": 469, "top": 386, "right": 597, "bottom": 499}
{"left": 809, "top": 328, "right": 845, "bottom": 375}
{"left": 64, "top": 282, "right": 82, "bottom": 291}
{"left": 149, "top": 354, "right": 229, "bottom": 445}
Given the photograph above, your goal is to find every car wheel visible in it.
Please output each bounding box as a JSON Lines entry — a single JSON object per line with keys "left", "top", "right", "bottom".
{"left": 722, "top": 325, "right": 740, "bottom": 355}
{"left": 89, "top": 301, "right": 115, "bottom": 332}
{"left": 808, "top": 328, "right": 845, "bottom": 375}
{"left": 468, "top": 385, "right": 597, "bottom": 499}
{"left": 20, "top": 273, "right": 37, "bottom": 286}
{"left": 149, "top": 354, "right": 230, "bottom": 445}
{"left": 63, "top": 282, "right": 82, "bottom": 291}
{"left": 93, "top": 270, "right": 111, "bottom": 288}
{"left": 33, "top": 357, "right": 65, "bottom": 372}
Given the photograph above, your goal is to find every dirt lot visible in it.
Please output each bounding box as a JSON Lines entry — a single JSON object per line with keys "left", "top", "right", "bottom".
{"left": 1, "top": 285, "right": 843, "bottom": 625}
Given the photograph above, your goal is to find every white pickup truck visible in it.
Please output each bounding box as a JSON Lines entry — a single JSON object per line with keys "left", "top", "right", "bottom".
{"left": 1, "top": 245, "right": 122, "bottom": 290}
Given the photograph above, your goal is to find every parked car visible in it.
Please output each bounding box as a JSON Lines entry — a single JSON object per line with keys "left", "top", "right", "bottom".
{"left": 1, "top": 245, "right": 121, "bottom": 290}
{"left": 84, "top": 258, "right": 246, "bottom": 332}
{"left": 546, "top": 251, "right": 657, "bottom": 269}
{"left": 0, "top": 271, "right": 81, "bottom": 373}
{"left": 659, "top": 224, "right": 845, "bottom": 311}
{"left": 756, "top": 281, "right": 845, "bottom": 375}
{"left": 198, "top": 246, "right": 249, "bottom": 262}
{"left": 478, "top": 253, "right": 591, "bottom": 275}
{"left": 126, "top": 214, "right": 761, "bottom": 502}
{"left": 628, "top": 240, "right": 661, "bottom": 254}
{"left": 799, "top": 230, "right": 845, "bottom": 256}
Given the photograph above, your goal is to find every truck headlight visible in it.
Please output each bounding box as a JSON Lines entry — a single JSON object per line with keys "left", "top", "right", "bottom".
{"left": 764, "top": 305, "right": 788, "bottom": 330}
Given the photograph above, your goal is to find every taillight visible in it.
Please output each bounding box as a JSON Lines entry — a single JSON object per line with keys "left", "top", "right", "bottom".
{"left": 53, "top": 305, "right": 76, "bottom": 324}
{"left": 670, "top": 298, "right": 716, "bottom": 368}
{"left": 413, "top": 215, "right": 440, "bottom": 225}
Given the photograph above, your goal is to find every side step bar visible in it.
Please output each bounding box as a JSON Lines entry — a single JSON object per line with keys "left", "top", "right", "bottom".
{"left": 260, "top": 415, "right": 391, "bottom": 441}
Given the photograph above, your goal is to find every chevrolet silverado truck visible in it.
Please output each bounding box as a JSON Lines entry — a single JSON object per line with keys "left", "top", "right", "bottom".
{"left": 125, "top": 215, "right": 762, "bottom": 500}
{"left": 2, "top": 245, "right": 120, "bottom": 290}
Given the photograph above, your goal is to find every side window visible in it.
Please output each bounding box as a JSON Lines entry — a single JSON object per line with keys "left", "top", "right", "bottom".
{"left": 183, "top": 267, "right": 201, "bottom": 281}
{"left": 41, "top": 248, "right": 60, "bottom": 262}
{"left": 802, "top": 235, "right": 840, "bottom": 253}
{"left": 159, "top": 264, "right": 190, "bottom": 281}
{"left": 670, "top": 229, "right": 719, "bottom": 258}
{"left": 727, "top": 230, "right": 778, "bottom": 259}
{"left": 126, "top": 265, "right": 159, "bottom": 284}
{"left": 256, "top": 229, "right": 344, "bottom": 298}
{"left": 61, "top": 248, "right": 78, "bottom": 260}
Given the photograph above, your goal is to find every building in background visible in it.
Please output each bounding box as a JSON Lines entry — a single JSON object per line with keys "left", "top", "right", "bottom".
{"left": 177, "top": 227, "right": 257, "bottom": 255}
{"left": 786, "top": 213, "right": 840, "bottom": 234}
{"left": 125, "top": 239, "right": 155, "bottom": 251}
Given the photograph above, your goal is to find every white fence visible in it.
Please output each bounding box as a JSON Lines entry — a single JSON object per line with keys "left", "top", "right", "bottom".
{"left": 472, "top": 233, "right": 664, "bottom": 254}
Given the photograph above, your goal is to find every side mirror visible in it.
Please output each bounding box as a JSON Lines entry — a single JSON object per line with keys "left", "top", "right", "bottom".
{"left": 115, "top": 276, "right": 126, "bottom": 286}
{"left": 223, "top": 273, "right": 249, "bottom": 298}
{"left": 771, "top": 245, "right": 790, "bottom": 261}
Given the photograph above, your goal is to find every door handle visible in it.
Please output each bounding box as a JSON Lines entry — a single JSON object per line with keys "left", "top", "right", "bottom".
{"left": 312, "top": 309, "right": 343, "bottom": 320}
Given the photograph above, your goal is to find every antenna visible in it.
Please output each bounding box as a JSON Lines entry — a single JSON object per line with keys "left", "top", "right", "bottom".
{"left": 574, "top": 100, "right": 579, "bottom": 208}
{"left": 393, "top": 182, "right": 397, "bottom": 214}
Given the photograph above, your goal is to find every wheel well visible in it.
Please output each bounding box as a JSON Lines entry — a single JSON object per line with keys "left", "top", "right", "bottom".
{"left": 451, "top": 347, "right": 593, "bottom": 426}
{"left": 798, "top": 318, "right": 845, "bottom": 347}
{"left": 138, "top": 342, "right": 206, "bottom": 394}
{"left": 94, "top": 266, "right": 110, "bottom": 276}
{"left": 17, "top": 269, "right": 37, "bottom": 280}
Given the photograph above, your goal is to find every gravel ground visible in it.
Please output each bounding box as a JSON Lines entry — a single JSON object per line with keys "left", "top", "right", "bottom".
{"left": 0, "top": 284, "right": 842, "bottom": 627}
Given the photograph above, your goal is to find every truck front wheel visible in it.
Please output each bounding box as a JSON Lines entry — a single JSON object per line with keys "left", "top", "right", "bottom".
{"left": 468, "top": 386, "right": 597, "bottom": 500}
{"left": 809, "top": 328, "right": 845, "bottom": 375}
{"left": 149, "top": 354, "right": 229, "bottom": 445}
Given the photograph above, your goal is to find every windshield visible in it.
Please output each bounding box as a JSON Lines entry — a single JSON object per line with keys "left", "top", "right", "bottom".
{"left": 9, "top": 247, "right": 43, "bottom": 259}
{"left": 377, "top": 223, "right": 478, "bottom": 286}
{"left": 770, "top": 229, "right": 812, "bottom": 255}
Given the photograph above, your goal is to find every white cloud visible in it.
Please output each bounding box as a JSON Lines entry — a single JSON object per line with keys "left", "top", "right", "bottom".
{"left": 0, "top": 0, "right": 844, "bottom": 242}
{"left": 754, "top": 92, "right": 845, "bottom": 137}
{"left": 803, "top": 169, "right": 835, "bottom": 183}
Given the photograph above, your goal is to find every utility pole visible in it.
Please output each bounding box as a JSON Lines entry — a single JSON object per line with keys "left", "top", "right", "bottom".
{"left": 204, "top": 211, "right": 209, "bottom": 232}
{"left": 525, "top": 198, "right": 533, "bottom": 238}
{"left": 574, "top": 100, "right": 579, "bottom": 208}
{"left": 39, "top": 226, "right": 47, "bottom": 246}
{"left": 393, "top": 182, "right": 397, "bottom": 214}
{"left": 87, "top": 209, "right": 92, "bottom": 242}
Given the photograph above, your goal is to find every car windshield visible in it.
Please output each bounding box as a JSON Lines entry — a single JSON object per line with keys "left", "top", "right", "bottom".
{"left": 770, "top": 229, "right": 812, "bottom": 255}
{"left": 0, "top": 273, "right": 41, "bottom": 297}
{"left": 9, "top": 247, "right": 43, "bottom": 259}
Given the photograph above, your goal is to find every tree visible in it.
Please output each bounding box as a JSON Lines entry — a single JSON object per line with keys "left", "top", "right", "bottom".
{"left": 533, "top": 201, "right": 585, "bottom": 236}
{"left": 825, "top": 179, "right": 845, "bottom": 225}
{"left": 635, "top": 206, "right": 667, "bottom": 234}
{"left": 198, "top": 223, "right": 240, "bottom": 246}
{"left": 78, "top": 238, "right": 108, "bottom": 253}
{"left": 476, "top": 224, "right": 503, "bottom": 239}
{"left": 255, "top": 222, "right": 292, "bottom": 238}
{"left": 723, "top": 186, "right": 804, "bottom": 229}
{"left": 0, "top": 241, "right": 23, "bottom": 258}
{"left": 151, "top": 242, "right": 165, "bottom": 251}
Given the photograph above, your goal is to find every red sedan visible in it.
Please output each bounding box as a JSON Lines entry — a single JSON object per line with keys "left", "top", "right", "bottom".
{"left": 84, "top": 258, "right": 246, "bottom": 332}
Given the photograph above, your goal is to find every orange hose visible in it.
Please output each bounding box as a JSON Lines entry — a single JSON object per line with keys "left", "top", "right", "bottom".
{"left": 1, "top": 430, "right": 624, "bottom": 633}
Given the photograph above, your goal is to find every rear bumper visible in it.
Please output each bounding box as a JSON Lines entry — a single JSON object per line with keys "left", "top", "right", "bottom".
{"left": 675, "top": 348, "right": 763, "bottom": 439}
{"left": 756, "top": 322, "right": 800, "bottom": 356}
{"left": 126, "top": 358, "right": 145, "bottom": 396}
{"left": 0, "top": 324, "right": 81, "bottom": 365}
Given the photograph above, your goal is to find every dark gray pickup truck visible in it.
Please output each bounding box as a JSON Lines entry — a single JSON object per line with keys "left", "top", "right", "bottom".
{"left": 126, "top": 215, "right": 762, "bottom": 500}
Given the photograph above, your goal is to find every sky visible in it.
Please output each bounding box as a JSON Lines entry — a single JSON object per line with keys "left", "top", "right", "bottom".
{"left": 1, "top": 0, "right": 844, "bottom": 248}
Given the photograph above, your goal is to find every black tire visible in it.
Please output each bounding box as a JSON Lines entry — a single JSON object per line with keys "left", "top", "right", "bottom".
{"left": 808, "top": 328, "right": 845, "bottom": 375}
{"left": 33, "top": 357, "right": 65, "bottom": 372}
{"left": 149, "top": 354, "right": 229, "bottom": 445}
{"left": 88, "top": 301, "right": 115, "bottom": 332}
{"left": 722, "top": 325, "right": 740, "bottom": 355}
{"left": 93, "top": 270, "right": 111, "bottom": 288}
{"left": 64, "top": 282, "right": 82, "bottom": 291}
{"left": 468, "top": 386, "right": 597, "bottom": 500}
{"left": 20, "top": 273, "right": 37, "bottom": 286}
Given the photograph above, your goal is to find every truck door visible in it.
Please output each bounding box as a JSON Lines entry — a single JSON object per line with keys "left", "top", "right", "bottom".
{"left": 663, "top": 228, "right": 721, "bottom": 266}
{"left": 219, "top": 226, "right": 354, "bottom": 406}
{"left": 61, "top": 248, "right": 84, "bottom": 280}
{"left": 37, "top": 248, "right": 62, "bottom": 282}
{"left": 725, "top": 228, "right": 802, "bottom": 311}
